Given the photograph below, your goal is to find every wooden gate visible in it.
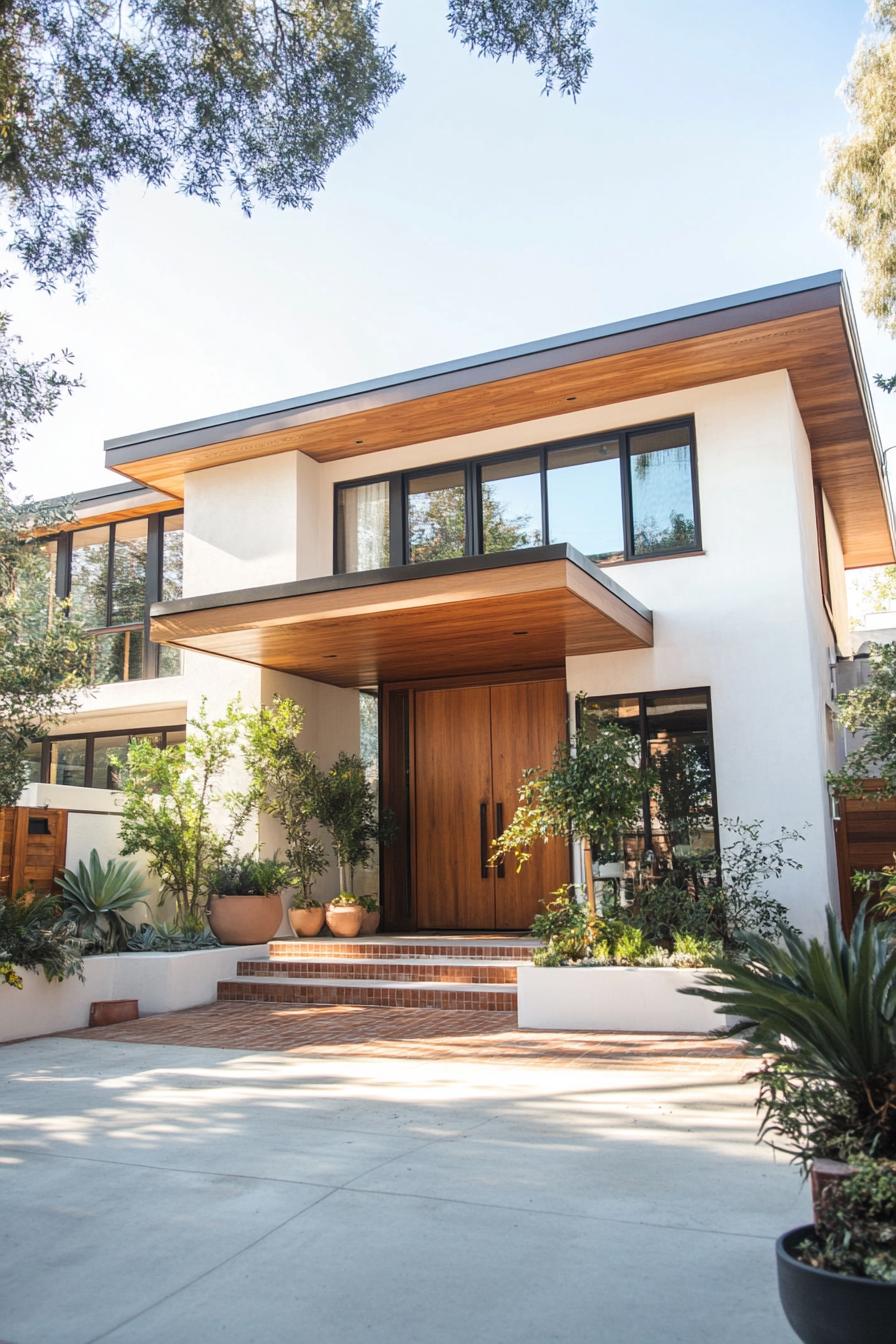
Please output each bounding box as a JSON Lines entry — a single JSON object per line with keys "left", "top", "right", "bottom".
{"left": 0, "top": 806, "right": 68, "bottom": 899}
{"left": 834, "top": 783, "right": 896, "bottom": 931}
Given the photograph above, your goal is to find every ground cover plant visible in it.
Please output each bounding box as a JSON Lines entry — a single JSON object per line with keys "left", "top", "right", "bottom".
{"left": 798, "top": 1157, "right": 896, "bottom": 1282}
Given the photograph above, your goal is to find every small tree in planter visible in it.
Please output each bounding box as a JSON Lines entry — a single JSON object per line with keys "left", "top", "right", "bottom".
{"left": 243, "top": 696, "right": 327, "bottom": 906}
{"left": 492, "top": 695, "right": 645, "bottom": 913}
{"left": 315, "top": 752, "right": 394, "bottom": 896}
{"left": 117, "top": 698, "right": 254, "bottom": 932}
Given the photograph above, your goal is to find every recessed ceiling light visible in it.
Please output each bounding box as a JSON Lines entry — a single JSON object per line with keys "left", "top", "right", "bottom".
{"left": 566, "top": 396, "right": 577, "bottom": 402}
{"left": 355, "top": 439, "right": 364, "bottom": 445}
{"left": 323, "top": 653, "right": 338, "bottom": 659}
{"left": 513, "top": 630, "right": 529, "bottom": 636}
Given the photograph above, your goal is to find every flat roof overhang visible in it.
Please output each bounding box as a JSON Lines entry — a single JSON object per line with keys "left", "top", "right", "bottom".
{"left": 105, "top": 273, "right": 895, "bottom": 569}
{"left": 150, "top": 545, "right": 653, "bottom": 688}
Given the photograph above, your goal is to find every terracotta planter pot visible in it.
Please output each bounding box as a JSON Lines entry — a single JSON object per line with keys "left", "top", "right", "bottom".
{"left": 359, "top": 908, "right": 381, "bottom": 935}
{"left": 325, "top": 903, "right": 364, "bottom": 938}
{"left": 207, "top": 892, "right": 283, "bottom": 945}
{"left": 810, "top": 1159, "right": 855, "bottom": 1224}
{"left": 288, "top": 905, "right": 325, "bottom": 938}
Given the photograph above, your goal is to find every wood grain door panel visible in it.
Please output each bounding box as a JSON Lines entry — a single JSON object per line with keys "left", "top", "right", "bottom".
{"left": 490, "top": 680, "right": 570, "bottom": 929}
{"left": 414, "top": 686, "right": 495, "bottom": 929}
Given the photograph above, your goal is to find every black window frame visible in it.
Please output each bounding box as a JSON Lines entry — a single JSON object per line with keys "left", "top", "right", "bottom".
{"left": 333, "top": 415, "right": 701, "bottom": 574}
{"left": 583, "top": 686, "right": 721, "bottom": 864}
{"left": 40, "top": 724, "right": 187, "bottom": 789}
{"left": 53, "top": 509, "right": 184, "bottom": 682}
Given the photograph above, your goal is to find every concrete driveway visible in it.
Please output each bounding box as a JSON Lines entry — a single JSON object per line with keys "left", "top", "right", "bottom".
{"left": 0, "top": 1034, "right": 806, "bottom": 1343}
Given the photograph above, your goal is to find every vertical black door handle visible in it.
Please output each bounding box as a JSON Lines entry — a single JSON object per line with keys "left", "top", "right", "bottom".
{"left": 495, "top": 802, "right": 505, "bottom": 878}
{"left": 480, "top": 802, "right": 489, "bottom": 878}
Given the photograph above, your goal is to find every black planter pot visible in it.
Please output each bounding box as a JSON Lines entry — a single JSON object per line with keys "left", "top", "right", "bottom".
{"left": 776, "top": 1225, "right": 896, "bottom": 1344}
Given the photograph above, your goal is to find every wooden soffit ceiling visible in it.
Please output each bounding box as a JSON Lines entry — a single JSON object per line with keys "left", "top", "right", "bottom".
{"left": 107, "top": 276, "right": 894, "bottom": 568}
{"left": 150, "top": 547, "right": 653, "bottom": 688}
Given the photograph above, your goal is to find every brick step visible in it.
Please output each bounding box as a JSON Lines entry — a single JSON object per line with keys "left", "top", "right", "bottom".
{"left": 218, "top": 975, "right": 517, "bottom": 1012}
{"left": 237, "top": 957, "right": 521, "bottom": 984}
{"left": 267, "top": 937, "right": 538, "bottom": 962}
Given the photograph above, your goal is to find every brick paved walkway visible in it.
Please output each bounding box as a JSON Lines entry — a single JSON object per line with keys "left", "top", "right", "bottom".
{"left": 66, "top": 1000, "right": 747, "bottom": 1068}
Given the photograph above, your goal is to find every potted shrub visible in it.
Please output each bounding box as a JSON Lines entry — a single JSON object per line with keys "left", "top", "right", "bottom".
{"left": 359, "top": 894, "right": 380, "bottom": 935}
{"left": 316, "top": 751, "right": 394, "bottom": 905}
{"left": 206, "top": 854, "right": 289, "bottom": 945}
{"left": 776, "top": 1158, "right": 896, "bottom": 1343}
{"left": 244, "top": 697, "right": 328, "bottom": 918}
{"left": 288, "top": 894, "right": 325, "bottom": 938}
{"left": 686, "top": 903, "right": 896, "bottom": 1341}
{"left": 491, "top": 695, "right": 645, "bottom": 913}
{"left": 325, "top": 892, "right": 365, "bottom": 938}
{"left": 118, "top": 698, "right": 255, "bottom": 935}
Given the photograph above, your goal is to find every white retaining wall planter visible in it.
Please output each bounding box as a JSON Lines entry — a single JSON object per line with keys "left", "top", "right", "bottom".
{"left": 516, "top": 965, "right": 737, "bottom": 1033}
{"left": 1, "top": 944, "right": 268, "bottom": 1044}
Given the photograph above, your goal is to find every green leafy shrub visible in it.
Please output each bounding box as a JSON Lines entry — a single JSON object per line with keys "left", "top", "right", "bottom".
{"left": 329, "top": 891, "right": 363, "bottom": 907}
{"left": 56, "top": 849, "right": 150, "bottom": 952}
{"left": 685, "top": 903, "right": 896, "bottom": 1169}
{"left": 316, "top": 753, "right": 394, "bottom": 895}
{"left": 243, "top": 697, "right": 327, "bottom": 904}
{"left": 290, "top": 893, "right": 322, "bottom": 911}
{"left": 0, "top": 890, "right": 85, "bottom": 987}
{"left": 117, "top": 698, "right": 255, "bottom": 931}
{"left": 798, "top": 1158, "right": 896, "bottom": 1282}
{"left": 206, "top": 854, "right": 288, "bottom": 897}
{"left": 530, "top": 891, "right": 720, "bottom": 968}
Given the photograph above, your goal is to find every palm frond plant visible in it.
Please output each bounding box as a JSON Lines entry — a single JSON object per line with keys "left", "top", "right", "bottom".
{"left": 684, "top": 903, "right": 896, "bottom": 1169}
{"left": 0, "top": 889, "right": 85, "bottom": 987}
{"left": 56, "top": 849, "right": 150, "bottom": 952}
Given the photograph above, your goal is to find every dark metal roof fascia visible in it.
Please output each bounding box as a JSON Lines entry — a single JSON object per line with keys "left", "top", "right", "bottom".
{"left": 106, "top": 272, "right": 845, "bottom": 468}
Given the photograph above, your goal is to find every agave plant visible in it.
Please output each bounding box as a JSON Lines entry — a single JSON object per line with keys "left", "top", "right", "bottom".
{"left": 685, "top": 903, "right": 896, "bottom": 1167}
{"left": 57, "top": 850, "right": 151, "bottom": 952}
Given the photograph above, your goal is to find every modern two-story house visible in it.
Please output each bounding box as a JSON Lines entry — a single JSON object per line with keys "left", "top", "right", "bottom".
{"left": 22, "top": 272, "right": 895, "bottom": 940}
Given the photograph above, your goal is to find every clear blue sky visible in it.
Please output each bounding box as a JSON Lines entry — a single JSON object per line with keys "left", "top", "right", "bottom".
{"left": 9, "top": 0, "right": 893, "bottom": 511}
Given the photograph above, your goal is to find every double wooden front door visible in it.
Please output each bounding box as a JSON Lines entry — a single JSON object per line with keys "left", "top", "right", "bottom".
{"left": 413, "top": 678, "right": 569, "bottom": 930}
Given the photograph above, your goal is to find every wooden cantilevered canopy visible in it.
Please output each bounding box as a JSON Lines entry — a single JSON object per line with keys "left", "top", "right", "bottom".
{"left": 106, "top": 273, "right": 895, "bottom": 568}
{"left": 150, "top": 546, "right": 653, "bottom": 688}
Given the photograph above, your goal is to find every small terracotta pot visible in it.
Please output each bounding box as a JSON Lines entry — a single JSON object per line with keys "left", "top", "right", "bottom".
{"left": 288, "top": 905, "right": 325, "bottom": 938}
{"left": 207, "top": 892, "right": 283, "bottom": 945}
{"left": 325, "top": 903, "right": 364, "bottom": 938}
{"left": 810, "top": 1158, "right": 856, "bottom": 1224}
{"left": 89, "top": 999, "right": 139, "bottom": 1028}
{"left": 360, "top": 908, "right": 381, "bottom": 935}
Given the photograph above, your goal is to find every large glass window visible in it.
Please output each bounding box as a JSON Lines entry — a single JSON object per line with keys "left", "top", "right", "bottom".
{"left": 334, "top": 418, "right": 699, "bottom": 574}
{"left": 110, "top": 517, "right": 148, "bottom": 625}
{"left": 49, "top": 739, "right": 87, "bottom": 788}
{"left": 480, "top": 456, "right": 542, "bottom": 553}
{"left": 45, "top": 511, "right": 183, "bottom": 685}
{"left": 16, "top": 539, "right": 58, "bottom": 637}
{"left": 547, "top": 438, "right": 623, "bottom": 562}
{"left": 37, "top": 726, "right": 185, "bottom": 789}
{"left": 23, "top": 740, "right": 43, "bottom": 784}
{"left": 159, "top": 514, "right": 184, "bottom": 676}
{"left": 406, "top": 468, "right": 466, "bottom": 564}
{"left": 69, "top": 526, "right": 110, "bottom": 628}
{"left": 629, "top": 425, "right": 697, "bottom": 556}
{"left": 586, "top": 689, "right": 718, "bottom": 876}
{"left": 336, "top": 481, "right": 390, "bottom": 573}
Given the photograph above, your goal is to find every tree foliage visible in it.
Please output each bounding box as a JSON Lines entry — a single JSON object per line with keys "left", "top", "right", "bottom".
{"left": 827, "top": 2, "right": 896, "bottom": 337}
{"left": 829, "top": 640, "right": 896, "bottom": 797}
{"left": 243, "top": 695, "right": 327, "bottom": 902}
{"left": 315, "top": 750, "right": 393, "bottom": 893}
{"left": 116, "top": 698, "right": 255, "bottom": 929}
{"left": 1, "top": 0, "right": 597, "bottom": 295}
{"left": 0, "top": 492, "right": 88, "bottom": 806}
{"left": 491, "top": 695, "right": 645, "bottom": 870}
